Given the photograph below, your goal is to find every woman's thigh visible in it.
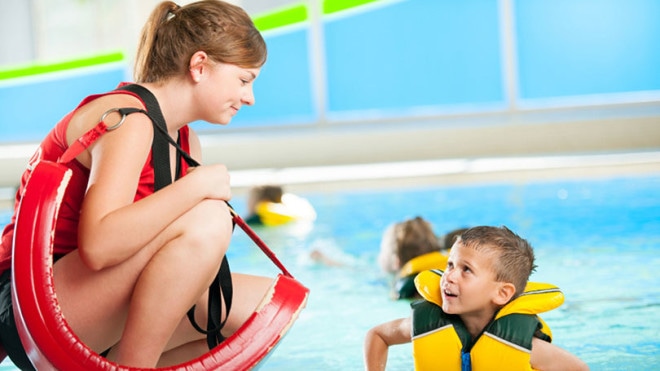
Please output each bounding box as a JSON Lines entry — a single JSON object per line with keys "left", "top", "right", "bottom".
{"left": 169, "top": 272, "right": 274, "bottom": 348}
{"left": 53, "top": 199, "right": 233, "bottom": 352}
{"left": 221, "top": 273, "right": 274, "bottom": 336}
{"left": 0, "top": 270, "right": 36, "bottom": 370}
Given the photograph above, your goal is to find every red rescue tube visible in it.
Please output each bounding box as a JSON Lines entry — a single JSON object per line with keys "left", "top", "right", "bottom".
{"left": 11, "top": 161, "right": 309, "bottom": 370}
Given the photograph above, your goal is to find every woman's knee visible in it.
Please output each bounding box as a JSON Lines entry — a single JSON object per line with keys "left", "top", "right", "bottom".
{"left": 176, "top": 200, "right": 233, "bottom": 258}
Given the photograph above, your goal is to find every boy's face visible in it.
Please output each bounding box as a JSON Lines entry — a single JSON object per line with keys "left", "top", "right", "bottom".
{"left": 441, "top": 242, "right": 504, "bottom": 320}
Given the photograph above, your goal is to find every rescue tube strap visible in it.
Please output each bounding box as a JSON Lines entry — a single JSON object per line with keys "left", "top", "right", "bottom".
{"left": 58, "top": 121, "right": 109, "bottom": 164}
{"left": 117, "top": 84, "right": 232, "bottom": 349}
{"left": 186, "top": 256, "right": 232, "bottom": 344}
{"left": 58, "top": 105, "right": 134, "bottom": 164}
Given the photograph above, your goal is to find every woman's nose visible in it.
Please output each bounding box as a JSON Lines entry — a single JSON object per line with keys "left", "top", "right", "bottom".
{"left": 242, "top": 87, "right": 255, "bottom": 106}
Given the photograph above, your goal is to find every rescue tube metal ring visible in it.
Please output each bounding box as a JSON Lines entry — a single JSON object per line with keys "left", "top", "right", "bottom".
{"left": 100, "top": 108, "right": 126, "bottom": 131}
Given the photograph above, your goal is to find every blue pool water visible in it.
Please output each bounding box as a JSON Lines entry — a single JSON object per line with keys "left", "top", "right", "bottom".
{"left": 1, "top": 174, "right": 659, "bottom": 370}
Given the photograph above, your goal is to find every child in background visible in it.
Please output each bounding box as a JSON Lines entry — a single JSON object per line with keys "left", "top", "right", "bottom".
{"left": 377, "top": 217, "right": 442, "bottom": 275}
{"left": 244, "top": 185, "right": 316, "bottom": 226}
{"left": 379, "top": 218, "right": 467, "bottom": 299}
{"left": 364, "top": 226, "right": 589, "bottom": 371}
{"left": 442, "top": 227, "right": 469, "bottom": 251}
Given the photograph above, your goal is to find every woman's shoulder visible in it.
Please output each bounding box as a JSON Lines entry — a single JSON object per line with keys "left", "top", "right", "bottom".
{"left": 84, "top": 89, "right": 146, "bottom": 115}
{"left": 65, "top": 89, "right": 154, "bottom": 165}
{"left": 69, "top": 90, "right": 150, "bottom": 135}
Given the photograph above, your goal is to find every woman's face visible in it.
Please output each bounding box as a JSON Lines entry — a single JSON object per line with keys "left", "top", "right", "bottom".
{"left": 195, "top": 61, "right": 261, "bottom": 125}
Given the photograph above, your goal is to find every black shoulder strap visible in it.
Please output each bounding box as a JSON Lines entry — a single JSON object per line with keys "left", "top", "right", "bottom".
{"left": 117, "top": 84, "right": 232, "bottom": 349}
{"left": 117, "top": 84, "right": 179, "bottom": 191}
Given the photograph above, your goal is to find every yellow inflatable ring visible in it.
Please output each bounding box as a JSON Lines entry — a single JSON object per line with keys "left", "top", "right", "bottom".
{"left": 393, "top": 251, "right": 449, "bottom": 299}
{"left": 255, "top": 194, "right": 317, "bottom": 226}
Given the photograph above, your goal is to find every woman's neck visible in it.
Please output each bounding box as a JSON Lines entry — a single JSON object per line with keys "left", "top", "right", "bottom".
{"left": 140, "top": 79, "right": 193, "bottom": 135}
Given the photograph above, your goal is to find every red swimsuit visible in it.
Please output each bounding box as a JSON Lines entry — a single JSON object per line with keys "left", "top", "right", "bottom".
{"left": 0, "top": 88, "right": 191, "bottom": 275}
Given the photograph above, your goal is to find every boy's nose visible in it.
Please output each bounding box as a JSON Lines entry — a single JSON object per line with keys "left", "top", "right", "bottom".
{"left": 443, "top": 269, "right": 455, "bottom": 283}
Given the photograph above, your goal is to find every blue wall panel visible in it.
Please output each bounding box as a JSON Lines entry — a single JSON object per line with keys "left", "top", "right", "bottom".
{"left": 227, "top": 28, "right": 317, "bottom": 128}
{"left": 0, "top": 66, "right": 126, "bottom": 143}
{"left": 324, "top": 0, "right": 504, "bottom": 116}
{"left": 2, "top": 0, "right": 659, "bottom": 142}
{"left": 515, "top": 0, "right": 660, "bottom": 100}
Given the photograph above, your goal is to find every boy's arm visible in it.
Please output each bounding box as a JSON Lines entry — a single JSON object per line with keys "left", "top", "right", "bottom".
{"left": 530, "top": 337, "right": 590, "bottom": 371}
{"left": 364, "top": 317, "right": 412, "bottom": 371}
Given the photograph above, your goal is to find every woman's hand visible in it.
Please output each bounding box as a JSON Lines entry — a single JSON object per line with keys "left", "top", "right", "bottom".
{"left": 186, "top": 163, "right": 232, "bottom": 201}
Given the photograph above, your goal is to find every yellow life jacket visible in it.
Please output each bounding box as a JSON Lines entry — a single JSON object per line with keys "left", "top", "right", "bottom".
{"left": 411, "top": 269, "right": 564, "bottom": 371}
{"left": 394, "top": 251, "right": 449, "bottom": 299}
{"left": 254, "top": 193, "right": 317, "bottom": 226}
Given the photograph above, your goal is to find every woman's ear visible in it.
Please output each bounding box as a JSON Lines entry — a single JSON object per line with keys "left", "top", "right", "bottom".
{"left": 493, "top": 282, "right": 516, "bottom": 306}
{"left": 188, "top": 51, "right": 209, "bottom": 83}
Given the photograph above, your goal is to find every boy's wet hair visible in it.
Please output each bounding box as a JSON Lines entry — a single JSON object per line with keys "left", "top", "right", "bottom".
{"left": 458, "top": 226, "right": 536, "bottom": 298}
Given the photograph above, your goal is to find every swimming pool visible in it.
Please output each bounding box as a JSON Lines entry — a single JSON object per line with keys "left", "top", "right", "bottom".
{"left": 1, "top": 174, "right": 659, "bottom": 370}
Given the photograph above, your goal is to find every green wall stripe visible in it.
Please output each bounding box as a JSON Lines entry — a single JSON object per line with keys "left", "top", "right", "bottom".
{"left": 253, "top": 4, "right": 308, "bottom": 32}
{"left": 0, "top": 51, "right": 124, "bottom": 81}
{"left": 0, "top": 1, "right": 381, "bottom": 79}
{"left": 323, "top": 0, "right": 380, "bottom": 14}
{"left": 253, "top": 0, "right": 382, "bottom": 32}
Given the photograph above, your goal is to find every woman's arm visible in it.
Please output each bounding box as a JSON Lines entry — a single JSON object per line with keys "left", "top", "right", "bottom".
{"left": 77, "top": 108, "right": 231, "bottom": 270}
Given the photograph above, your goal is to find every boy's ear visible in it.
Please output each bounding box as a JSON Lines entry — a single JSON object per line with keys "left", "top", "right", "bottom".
{"left": 493, "top": 282, "right": 516, "bottom": 306}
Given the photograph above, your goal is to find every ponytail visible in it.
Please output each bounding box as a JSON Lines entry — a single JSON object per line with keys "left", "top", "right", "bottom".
{"left": 133, "top": 0, "right": 266, "bottom": 83}
{"left": 134, "top": 2, "right": 180, "bottom": 82}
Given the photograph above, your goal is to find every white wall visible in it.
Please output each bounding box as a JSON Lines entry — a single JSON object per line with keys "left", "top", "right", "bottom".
{"left": 0, "top": 0, "right": 294, "bottom": 68}
{"left": 0, "top": 0, "right": 34, "bottom": 65}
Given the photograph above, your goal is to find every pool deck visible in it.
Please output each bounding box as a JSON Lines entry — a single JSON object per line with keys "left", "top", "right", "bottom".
{"left": 2, "top": 150, "right": 658, "bottom": 210}
{"left": 1, "top": 110, "right": 659, "bottom": 204}
{"left": 228, "top": 150, "right": 660, "bottom": 194}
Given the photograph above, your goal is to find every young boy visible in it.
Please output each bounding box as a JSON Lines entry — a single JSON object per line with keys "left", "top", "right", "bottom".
{"left": 364, "top": 226, "right": 589, "bottom": 371}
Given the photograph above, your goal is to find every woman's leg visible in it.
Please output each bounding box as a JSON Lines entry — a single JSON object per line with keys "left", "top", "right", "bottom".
{"left": 0, "top": 271, "right": 36, "bottom": 370}
{"left": 218, "top": 273, "right": 275, "bottom": 336}
{"left": 53, "top": 199, "right": 233, "bottom": 367}
{"left": 156, "top": 339, "right": 208, "bottom": 367}
{"left": 154, "top": 273, "right": 275, "bottom": 366}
